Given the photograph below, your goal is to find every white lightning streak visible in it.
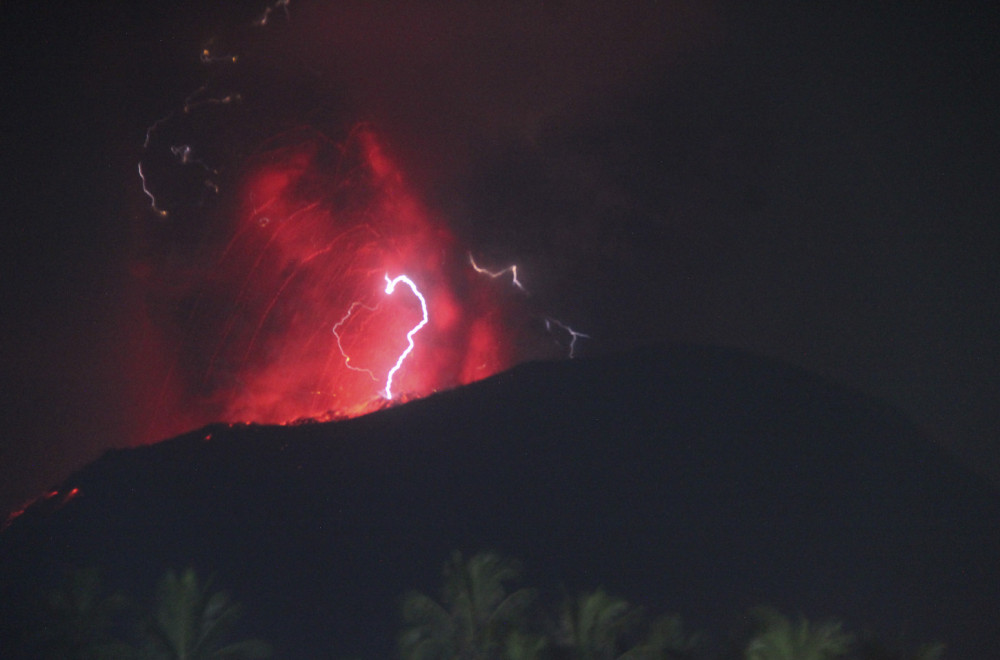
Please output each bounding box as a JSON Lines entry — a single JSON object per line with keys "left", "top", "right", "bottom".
{"left": 331, "top": 301, "right": 381, "bottom": 382}
{"left": 468, "top": 252, "right": 527, "bottom": 292}
{"left": 545, "top": 317, "right": 590, "bottom": 358}
{"left": 467, "top": 252, "right": 588, "bottom": 357}
{"left": 383, "top": 274, "right": 429, "bottom": 400}
{"left": 143, "top": 114, "right": 173, "bottom": 149}
{"left": 138, "top": 162, "right": 168, "bottom": 217}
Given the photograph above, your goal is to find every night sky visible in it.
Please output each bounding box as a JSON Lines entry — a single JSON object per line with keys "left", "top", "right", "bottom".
{"left": 2, "top": 0, "right": 998, "bottom": 516}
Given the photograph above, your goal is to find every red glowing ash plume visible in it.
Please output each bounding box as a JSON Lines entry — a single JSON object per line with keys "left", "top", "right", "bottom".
{"left": 135, "top": 125, "right": 552, "bottom": 439}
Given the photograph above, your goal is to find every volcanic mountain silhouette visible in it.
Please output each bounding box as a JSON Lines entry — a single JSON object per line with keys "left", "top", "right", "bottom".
{"left": 2, "top": 344, "right": 998, "bottom": 658}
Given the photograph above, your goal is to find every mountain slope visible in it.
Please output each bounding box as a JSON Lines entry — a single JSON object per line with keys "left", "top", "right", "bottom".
{"left": 2, "top": 344, "right": 998, "bottom": 658}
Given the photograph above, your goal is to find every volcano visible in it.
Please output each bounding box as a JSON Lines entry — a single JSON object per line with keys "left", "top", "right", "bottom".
{"left": 2, "top": 344, "right": 998, "bottom": 658}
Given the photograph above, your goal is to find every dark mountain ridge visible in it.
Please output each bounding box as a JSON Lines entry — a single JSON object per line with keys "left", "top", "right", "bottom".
{"left": 2, "top": 344, "right": 998, "bottom": 657}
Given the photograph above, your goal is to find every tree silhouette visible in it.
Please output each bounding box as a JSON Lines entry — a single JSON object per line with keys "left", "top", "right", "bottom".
{"left": 397, "top": 552, "right": 946, "bottom": 660}
{"left": 621, "top": 614, "right": 703, "bottom": 660}
{"left": 26, "top": 566, "right": 135, "bottom": 660}
{"left": 744, "top": 608, "right": 852, "bottom": 660}
{"left": 400, "top": 551, "right": 537, "bottom": 659}
{"left": 503, "top": 629, "right": 549, "bottom": 660}
{"left": 553, "top": 588, "right": 644, "bottom": 660}
{"left": 138, "top": 568, "right": 271, "bottom": 660}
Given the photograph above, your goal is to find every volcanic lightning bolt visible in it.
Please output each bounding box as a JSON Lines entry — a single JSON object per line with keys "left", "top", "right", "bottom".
{"left": 544, "top": 318, "right": 591, "bottom": 359}
{"left": 330, "top": 273, "right": 430, "bottom": 401}
{"left": 468, "top": 253, "right": 526, "bottom": 292}
{"left": 137, "top": 162, "right": 168, "bottom": 218}
{"left": 331, "top": 301, "right": 381, "bottom": 382}
{"left": 381, "top": 275, "right": 429, "bottom": 400}
{"left": 467, "top": 252, "right": 590, "bottom": 359}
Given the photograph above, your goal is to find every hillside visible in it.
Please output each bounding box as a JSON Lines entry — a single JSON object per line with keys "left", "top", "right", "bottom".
{"left": 2, "top": 344, "right": 997, "bottom": 657}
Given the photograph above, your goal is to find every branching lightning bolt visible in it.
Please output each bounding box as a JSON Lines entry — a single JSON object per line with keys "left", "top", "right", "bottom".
{"left": 331, "top": 301, "right": 382, "bottom": 382}
{"left": 545, "top": 317, "right": 590, "bottom": 358}
{"left": 468, "top": 252, "right": 527, "bottom": 292}
{"left": 468, "top": 252, "right": 589, "bottom": 358}
{"left": 331, "top": 274, "right": 429, "bottom": 401}
{"left": 382, "top": 274, "right": 429, "bottom": 400}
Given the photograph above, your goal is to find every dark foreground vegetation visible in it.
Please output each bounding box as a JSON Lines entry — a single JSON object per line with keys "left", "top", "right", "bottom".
{"left": 12, "top": 551, "right": 945, "bottom": 660}
{"left": 13, "top": 566, "right": 271, "bottom": 660}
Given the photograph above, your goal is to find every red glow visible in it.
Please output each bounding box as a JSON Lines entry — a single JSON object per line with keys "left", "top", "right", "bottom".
{"left": 3, "top": 488, "right": 81, "bottom": 530}
{"left": 135, "top": 125, "right": 542, "bottom": 438}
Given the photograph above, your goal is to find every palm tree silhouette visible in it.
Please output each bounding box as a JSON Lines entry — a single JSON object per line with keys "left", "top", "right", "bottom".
{"left": 27, "top": 566, "right": 134, "bottom": 660}
{"left": 622, "top": 614, "right": 703, "bottom": 659}
{"left": 400, "top": 551, "right": 537, "bottom": 659}
{"left": 138, "top": 568, "right": 271, "bottom": 660}
{"left": 743, "top": 608, "right": 852, "bottom": 660}
{"left": 503, "top": 629, "right": 549, "bottom": 660}
{"left": 553, "top": 588, "right": 644, "bottom": 660}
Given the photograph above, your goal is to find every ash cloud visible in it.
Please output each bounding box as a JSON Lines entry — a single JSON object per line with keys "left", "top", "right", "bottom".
{"left": 127, "top": 0, "right": 725, "bottom": 442}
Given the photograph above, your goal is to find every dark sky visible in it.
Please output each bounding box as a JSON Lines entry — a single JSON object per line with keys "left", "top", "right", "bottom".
{"left": 2, "top": 0, "right": 998, "bottom": 514}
